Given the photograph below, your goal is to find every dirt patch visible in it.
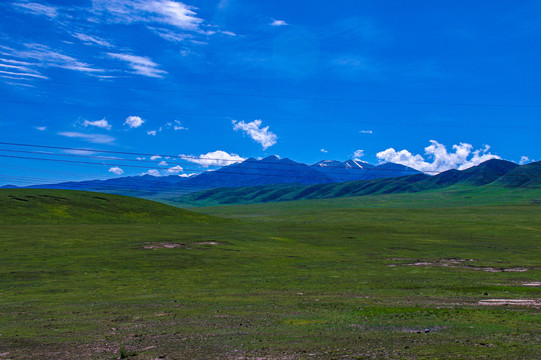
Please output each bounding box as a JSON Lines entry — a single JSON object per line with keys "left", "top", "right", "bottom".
{"left": 523, "top": 282, "right": 541, "bottom": 286}
{"left": 478, "top": 299, "right": 541, "bottom": 307}
{"left": 142, "top": 242, "right": 222, "bottom": 250}
{"left": 387, "top": 258, "right": 530, "bottom": 272}
{"left": 143, "top": 242, "right": 189, "bottom": 249}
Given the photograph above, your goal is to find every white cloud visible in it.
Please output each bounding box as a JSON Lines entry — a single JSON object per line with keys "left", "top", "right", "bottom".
{"left": 173, "top": 120, "right": 186, "bottom": 130}
{"left": 35, "top": 126, "right": 46, "bottom": 131}
{"left": 320, "top": 148, "right": 328, "bottom": 153}
{"left": 271, "top": 19, "right": 288, "bottom": 26}
{"left": 360, "top": 130, "right": 373, "bottom": 134}
{"left": 167, "top": 165, "right": 184, "bottom": 174}
{"left": 150, "top": 27, "right": 193, "bottom": 42}
{"left": 147, "top": 130, "right": 157, "bottom": 136}
{"left": 124, "top": 115, "right": 144, "bottom": 128}
{"left": 232, "top": 119, "right": 277, "bottom": 150}
{"left": 108, "top": 52, "right": 166, "bottom": 78}
{"left": 92, "top": 0, "right": 204, "bottom": 30}
{"left": 179, "top": 173, "right": 196, "bottom": 177}
{"left": 181, "top": 150, "right": 245, "bottom": 167}
{"left": 144, "top": 169, "right": 161, "bottom": 176}
{"left": 83, "top": 118, "right": 111, "bottom": 130}
{"left": 353, "top": 150, "right": 365, "bottom": 159}
{"left": 72, "top": 33, "right": 113, "bottom": 47}
{"left": 64, "top": 149, "right": 98, "bottom": 156}
{"left": 376, "top": 140, "right": 501, "bottom": 174}
{"left": 58, "top": 132, "right": 115, "bottom": 144}
{"left": 221, "top": 30, "right": 236, "bottom": 36}
{"left": 2, "top": 43, "right": 104, "bottom": 76}
{"left": 162, "top": 120, "right": 186, "bottom": 131}
{"left": 108, "top": 166, "right": 124, "bottom": 175}
{"left": 150, "top": 155, "right": 161, "bottom": 160}
{"left": 519, "top": 156, "right": 532, "bottom": 165}
{"left": 158, "top": 161, "right": 168, "bottom": 166}
{"left": 13, "top": 2, "right": 58, "bottom": 18}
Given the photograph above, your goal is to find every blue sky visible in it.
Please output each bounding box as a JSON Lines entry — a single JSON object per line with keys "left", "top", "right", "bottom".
{"left": 1, "top": 0, "right": 540, "bottom": 185}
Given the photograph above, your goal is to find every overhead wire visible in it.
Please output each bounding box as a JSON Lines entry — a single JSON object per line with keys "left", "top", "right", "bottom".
{"left": 2, "top": 98, "right": 541, "bottom": 129}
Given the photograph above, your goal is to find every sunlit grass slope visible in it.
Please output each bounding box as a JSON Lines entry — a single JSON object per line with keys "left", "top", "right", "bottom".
{"left": 0, "top": 189, "right": 220, "bottom": 224}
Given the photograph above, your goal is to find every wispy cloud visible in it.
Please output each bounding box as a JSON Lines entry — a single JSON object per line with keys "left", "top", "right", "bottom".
{"left": 376, "top": 140, "right": 501, "bottom": 173}
{"left": 35, "top": 126, "right": 47, "bottom": 131}
{"left": 124, "top": 115, "right": 144, "bottom": 128}
{"left": 170, "top": 120, "right": 186, "bottom": 130}
{"left": 232, "top": 119, "right": 277, "bottom": 150}
{"left": 147, "top": 130, "right": 157, "bottom": 136}
{"left": 72, "top": 33, "right": 113, "bottom": 47}
{"left": 167, "top": 165, "right": 183, "bottom": 174}
{"left": 520, "top": 156, "right": 533, "bottom": 165}
{"left": 1, "top": 43, "right": 104, "bottom": 77}
{"left": 12, "top": 2, "right": 58, "bottom": 18}
{"left": 143, "top": 169, "right": 161, "bottom": 176}
{"left": 92, "top": 0, "right": 204, "bottom": 31}
{"left": 320, "top": 148, "right": 328, "bottom": 153}
{"left": 182, "top": 150, "right": 245, "bottom": 167}
{"left": 353, "top": 150, "right": 364, "bottom": 159}
{"left": 83, "top": 119, "right": 111, "bottom": 130}
{"left": 360, "top": 130, "right": 373, "bottom": 134}
{"left": 58, "top": 132, "right": 115, "bottom": 144}
{"left": 108, "top": 52, "right": 166, "bottom": 78}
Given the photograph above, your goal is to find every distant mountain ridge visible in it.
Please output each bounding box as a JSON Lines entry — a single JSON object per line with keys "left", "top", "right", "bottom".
{"left": 171, "top": 159, "right": 541, "bottom": 206}
{"left": 10, "top": 155, "right": 421, "bottom": 197}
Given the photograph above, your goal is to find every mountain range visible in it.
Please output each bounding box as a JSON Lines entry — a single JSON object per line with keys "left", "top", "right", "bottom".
{"left": 168, "top": 159, "right": 541, "bottom": 206}
{"left": 5, "top": 156, "right": 420, "bottom": 197}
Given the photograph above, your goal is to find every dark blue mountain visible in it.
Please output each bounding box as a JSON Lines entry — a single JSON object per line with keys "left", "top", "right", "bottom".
{"left": 311, "top": 159, "right": 418, "bottom": 182}
{"left": 23, "top": 156, "right": 422, "bottom": 197}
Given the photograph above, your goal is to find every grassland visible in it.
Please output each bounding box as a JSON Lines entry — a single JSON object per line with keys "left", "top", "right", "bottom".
{"left": 0, "top": 189, "right": 540, "bottom": 359}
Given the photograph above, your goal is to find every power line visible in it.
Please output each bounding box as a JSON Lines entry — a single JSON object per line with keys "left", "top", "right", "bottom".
{"left": 32, "top": 80, "right": 541, "bottom": 110}
{"left": 2, "top": 99, "right": 540, "bottom": 129}
{"left": 0, "top": 141, "right": 430, "bottom": 173}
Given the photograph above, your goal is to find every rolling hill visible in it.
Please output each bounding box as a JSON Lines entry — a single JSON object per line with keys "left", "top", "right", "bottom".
{"left": 0, "top": 188, "right": 221, "bottom": 224}
{"left": 170, "top": 159, "right": 541, "bottom": 206}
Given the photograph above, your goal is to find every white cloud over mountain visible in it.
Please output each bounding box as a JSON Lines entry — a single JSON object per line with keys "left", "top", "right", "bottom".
{"left": 353, "top": 150, "right": 365, "bottom": 159}
{"left": 376, "top": 140, "right": 501, "bottom": 173}
{"left": 232, "top": 119, "right": 277, "bottom": 150}
{"left": 167, "top": 165, "right": 183, "bottom": 173}
{"left": 181, "top": 150, "right": 245, "bottom": 167}
{"left": 108, "top": 166, "right": 124, "bottom": 175}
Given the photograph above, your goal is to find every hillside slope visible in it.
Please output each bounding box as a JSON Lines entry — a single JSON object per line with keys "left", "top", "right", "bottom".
{"left": 0, "top": 189, "right": 221, "bottom": 224}
{"left": 170, "top": 159, "right": 540, "bottom": 206}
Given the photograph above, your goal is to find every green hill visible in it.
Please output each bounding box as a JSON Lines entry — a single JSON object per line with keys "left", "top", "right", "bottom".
{"left": 0, "top": 189, "right": 221, "bottom": 224}
{"left": 492, "top": 161, "right": 541, "bottom": 188}
{"left": 167, "top": 160, "right": 540, "bottom": 207}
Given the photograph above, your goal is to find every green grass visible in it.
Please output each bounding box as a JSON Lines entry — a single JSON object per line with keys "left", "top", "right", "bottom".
{"left": 0, "top": 189, "right": 540, "bottom": 359}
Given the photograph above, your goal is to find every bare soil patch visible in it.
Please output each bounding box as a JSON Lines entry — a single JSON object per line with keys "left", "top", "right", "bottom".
{"left": 387, "top": 258, "right": 530, "bottom": 272}
{"left": 142, "top": 242, "right": 222, "bottom": 250}
{"left": 478, "top": 299, "right": 541, "bottom": 307}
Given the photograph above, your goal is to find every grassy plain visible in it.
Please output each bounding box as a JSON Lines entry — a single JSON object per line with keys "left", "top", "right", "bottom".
{"left": 0, "top": 189, "right": 540, "bottom": 359}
